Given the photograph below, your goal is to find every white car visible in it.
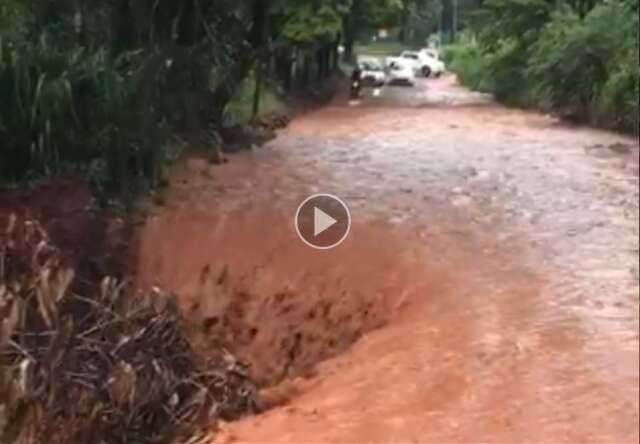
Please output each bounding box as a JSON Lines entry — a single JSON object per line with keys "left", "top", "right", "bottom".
{"left": 399, "top": 50, "right": 445, "bottom": 78}
{"left": 385, "top": 57, "right": 415, "bottom": 86}
{"left": 420, "top": 48, "right": 441, "bottom": 60}
{"left": 357, "top": 57, "right": 386, "bottom": 86}
{"left": 421, "top": 49, "right": 446, "bottom": 77}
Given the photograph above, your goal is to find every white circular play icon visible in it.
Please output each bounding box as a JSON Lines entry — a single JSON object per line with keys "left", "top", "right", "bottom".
{"left": 295, "top": 193, "right": 351, "bottom": 249}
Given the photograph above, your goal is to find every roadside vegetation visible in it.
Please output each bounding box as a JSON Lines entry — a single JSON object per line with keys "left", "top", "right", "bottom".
{"left": 3, "top": 0, "right": 636, "bottom": 202}
{"left": 223, "top": 74, "right": 289, "bottom": 127}
{"left": 444, "top": 0, "right": 639, "bottom": 134}
{"left": 1, "top": 1, "right": 637, "bottom": 443}
{"left": 0, "top": 0, "right": 360, "bottom": 202}
{"left": 0, "top": 0, "right": 491, "bottom": 203}
{"left": 0, "top": 1, "right": 436, "bottom": 443}
{"left": 355, "top": 40, "right": 413, "bottom": 56}
{"left": 1, "top": 0, "right": 447, "bottom": 203}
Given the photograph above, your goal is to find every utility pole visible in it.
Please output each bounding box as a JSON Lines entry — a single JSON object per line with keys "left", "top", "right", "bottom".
{"left": 452, "top": 0, "right": 458, "bottom": 42}
{"left": 438, "top": 0, "right": 443, "bottom": 46}
{"left": 251, "top": 0, "right": 269, "bottom": 121}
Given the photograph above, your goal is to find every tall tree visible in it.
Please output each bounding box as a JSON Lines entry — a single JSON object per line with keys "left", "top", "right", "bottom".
{"left": 342, "top": 0, "right": 403, "bottom": 60}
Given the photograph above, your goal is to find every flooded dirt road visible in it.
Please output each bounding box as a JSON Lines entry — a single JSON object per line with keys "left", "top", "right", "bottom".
{"left": 137, "top": 75, "right": 639, "bottom": 443}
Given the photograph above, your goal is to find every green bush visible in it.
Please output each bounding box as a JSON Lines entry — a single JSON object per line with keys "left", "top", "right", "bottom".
{"left": 445, "top": 37, "right": 531, "bottom": 104}
{"left": 484, "top": 38, "right": 530, "bottom": 104}
{"left": 0, "top": 1, "right": 259, "bottom": 201}
{"left": 444, "top": 41, "right": 493, "bottom": 92}
{"left": 355, "top": 40, "right": 415, "bottom": 57}
{"left": 528, "top": 2, "right": 636, "bottom": 125}
{"left": 223, "top": 73, "right": 288, "bottom": 126}
{"left": 599, "top": 61, "right": 640, "bottom": 132}
{"left": 0, "top": 34, "right": 173, "bottom": 198}
{"left": 445, "top": 0, "right": 639, "bottom": 134}
{"left": 0, "top": 35, "right": 84, "bottom": 180}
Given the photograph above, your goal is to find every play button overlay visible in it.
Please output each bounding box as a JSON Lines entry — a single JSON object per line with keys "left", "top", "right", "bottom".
{"left": 314, "top": 207, "right": 337, "bottom": 236}
{"left": 295, "top": 193, "right": 351, "bottom": 249}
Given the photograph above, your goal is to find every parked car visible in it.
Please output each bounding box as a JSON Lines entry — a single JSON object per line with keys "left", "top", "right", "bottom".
{"left": 399, "top": 50, "right": 445, "bottom": 78}
{"left": 419, "top": 48, "right": 441, "bottom": 61}
{"left": 357, "top": 57, "right": 386, "bottom": 86}
{"left": 385, "top": 57, "right": 415, "bottom": 86}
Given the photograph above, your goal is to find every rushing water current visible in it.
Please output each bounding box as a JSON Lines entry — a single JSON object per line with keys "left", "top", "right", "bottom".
{"left": 137, "top": 75, "right": 639, "bottom": 443}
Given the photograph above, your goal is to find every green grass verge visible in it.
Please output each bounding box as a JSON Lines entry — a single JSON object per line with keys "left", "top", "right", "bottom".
{"left": 354, "top": 40, "right": 419, "bottom": 57}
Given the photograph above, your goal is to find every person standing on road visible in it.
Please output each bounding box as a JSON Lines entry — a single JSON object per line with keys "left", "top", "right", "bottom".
{"left": 350, "top": 65, "right": 362, "bottom": 100}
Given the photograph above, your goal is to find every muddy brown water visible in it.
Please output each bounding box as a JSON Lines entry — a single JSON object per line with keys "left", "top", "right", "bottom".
{"left": 135, "top": 75, "right": 639, "bottom": 443}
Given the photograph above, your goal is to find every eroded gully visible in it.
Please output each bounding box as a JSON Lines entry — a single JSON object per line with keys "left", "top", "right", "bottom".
{"left": 136, "top": 75, "right": 639, "bottom": 443}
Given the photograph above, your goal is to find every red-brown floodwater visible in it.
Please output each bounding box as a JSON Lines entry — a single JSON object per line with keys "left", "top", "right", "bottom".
{"left": 137, "top": 75, "right": 639, "bottom": 443}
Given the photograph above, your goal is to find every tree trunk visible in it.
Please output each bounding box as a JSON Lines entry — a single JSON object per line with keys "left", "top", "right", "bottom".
{"left": 399, "top": 5, "right": 409, "bottom": 43}
{"left": 342, "top": 15, "right": 355, "bottom": 62}
{"left": 284, "top": 51, "right": 293, "bottom": 90}
{"left": 111, "top": 0, "right": 135, "bottom": 54}
{"left": 252, "top": 59, "right": 263, "bottom": 121}
{"left": 294, "top": 48, "right": 302, "bottom": 88}
{"left": 321, "top": 48, "right": 327, "bottom": 79}
{"left": 331, "top": 34, "right": 340, "bottom": 72}
{"left": 302, "top": 53, "right": 311, "bottom": 87}
{"left": 324, "top": 46, "right": 332, "bottom": 78}
{"left": 276, "top": 48, "right": 293, "bottom": 91}
{"left": 177, "top": 0, "right": 197, "bottom": 46}
{"left": 316, "top": 46, "right": 328, "bottom": 82}
{"left": 452, "top": 0, "right": 458, "bottom": 42}
{"left": 75, "top": 0, "right": 88, "bottom": 45}
{"left": 209, "top": 0, "right": 267, "bottom": 124}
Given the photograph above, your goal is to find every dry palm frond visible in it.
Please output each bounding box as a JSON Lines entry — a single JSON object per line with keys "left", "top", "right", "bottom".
{"left": 0, "top": 215, "right": 260, "bottom": 444}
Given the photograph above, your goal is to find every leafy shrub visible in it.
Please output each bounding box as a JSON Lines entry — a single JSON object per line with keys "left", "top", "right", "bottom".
{"left": 473, "top": 0, "right": 552, "bottom": 49}
{"left": 528, "top": 2, "right": 636, "bottom": 124}
{"left": 484, "top": 38, "right": 530, "bottom": 104}
{"left": 0, "top": 34, "right": 173, "bottom": 198}
{"left": 446, "top": 0, "right": 552, "bottom": 105}
{"left": 599, "top": 61, "right": 640, "bottom": 132}
{"left": 444, "top": 39, "right": 494, "bottom": 92}
{"left": 445, "top": 0, "right": 639, "bottom": 133}
{"left": 223, "top": 72, "right": 288, "bottom": 127}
